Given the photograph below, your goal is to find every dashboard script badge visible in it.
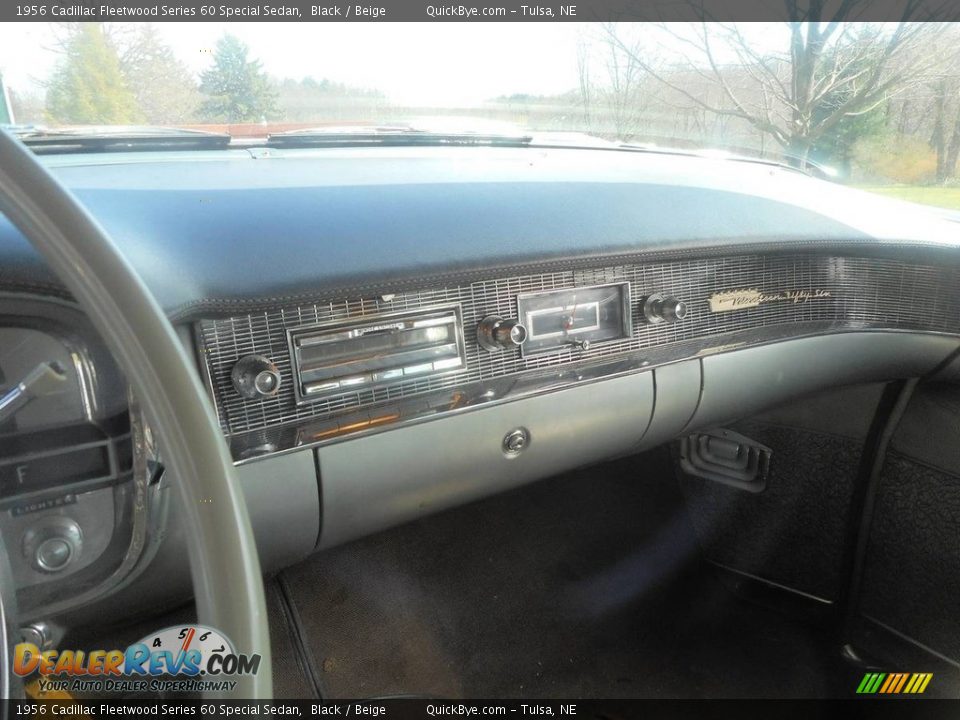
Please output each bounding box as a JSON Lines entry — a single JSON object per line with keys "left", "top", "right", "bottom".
{"left": 709, "top": 288, "right": 832, "bottom": 313}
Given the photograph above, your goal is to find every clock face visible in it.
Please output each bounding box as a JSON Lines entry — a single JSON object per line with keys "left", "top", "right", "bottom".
{"left": 137, "top": 625, "right": 235, "bottom": 658}
{"left": 516, "top": 282, "right": 632, "bottom": 356}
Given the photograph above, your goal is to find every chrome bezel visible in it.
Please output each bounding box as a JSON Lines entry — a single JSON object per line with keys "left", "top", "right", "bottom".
{"left": 285, "top": 303, "right": 468, "bottom": 406}
{"left": 0, "top": 294, "right": 162, "bottom": 621}
{"left": 516, "top": 281, "right": 633, "bottom": 357}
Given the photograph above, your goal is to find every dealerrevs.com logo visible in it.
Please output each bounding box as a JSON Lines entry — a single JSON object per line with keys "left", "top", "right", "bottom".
{"left": 14, "top": 625, "right": 261, "bottom": 695}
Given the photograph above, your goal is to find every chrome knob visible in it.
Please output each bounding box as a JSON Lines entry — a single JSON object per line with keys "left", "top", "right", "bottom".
{"left": 22, "top": 518, "right": 82, "bottom": 574}
{"left": 643, "top": 293, "right": 688, "bottom": 324}
{"left": 478, "top": 316, "right": 527, "bottom": 352}
{"left": 231, "top": 355, "right": 282, "bottom": 399}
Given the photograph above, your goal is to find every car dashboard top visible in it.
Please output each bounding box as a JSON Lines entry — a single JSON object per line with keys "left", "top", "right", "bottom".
{"left": 2, "top": 144, "right": 960, "bottom": 622}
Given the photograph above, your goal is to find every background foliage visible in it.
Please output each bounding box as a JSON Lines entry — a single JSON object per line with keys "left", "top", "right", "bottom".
{"left": 10, "top": 19, "right": 960, "bottom": 194}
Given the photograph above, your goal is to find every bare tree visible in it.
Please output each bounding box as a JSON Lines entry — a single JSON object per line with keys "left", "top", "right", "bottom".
{"left": 575, "top": 24, "right": 662, "bottom": 142}
{"left": 606, "top": 11, "right": 953, "bottom": 166}
{"left": 600, "top": 26, "right": 652, "bottom": 141}
{"left": 907, "top": 26, "right": 960, "bottom": 181}
{"left": 576, "top": 36, "right": 593, "bottom": 129}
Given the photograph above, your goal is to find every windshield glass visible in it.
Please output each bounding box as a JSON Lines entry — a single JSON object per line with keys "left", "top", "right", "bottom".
{"left": 1, "top": 21, "right": 959, "bottom": 207}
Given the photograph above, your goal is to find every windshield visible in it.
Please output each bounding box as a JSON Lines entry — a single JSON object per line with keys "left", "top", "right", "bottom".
{"left": 2, "top": 21, "right": 959, "bottom": 207}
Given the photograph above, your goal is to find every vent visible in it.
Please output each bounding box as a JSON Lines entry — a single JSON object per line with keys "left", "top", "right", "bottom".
{"left": 287, "top": 305, "right": 466, "bottom": 405}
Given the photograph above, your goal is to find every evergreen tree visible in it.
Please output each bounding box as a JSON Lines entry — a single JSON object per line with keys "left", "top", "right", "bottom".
{"left": 199, "top": 35, "right": 277, "bottom": 122}
{"left": 46, "top": 24, "right": 141, "bottom": 125}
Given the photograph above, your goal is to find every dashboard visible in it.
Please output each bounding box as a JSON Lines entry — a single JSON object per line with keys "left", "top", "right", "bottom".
{"left": 196, "top": 253, "right": 960, "bottom": 462}
{"left": 2, "top": 144, "right": 960, "bottom": 624}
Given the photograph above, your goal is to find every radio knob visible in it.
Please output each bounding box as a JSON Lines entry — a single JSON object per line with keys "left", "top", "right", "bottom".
{"left": 231, "top": 355, "right": 282, "bottom": 399}
{"left": 478, "top": 316, "right": 527, "bottom": 352}
{"left": 643, "top": 293, "right": 688, "bottom": 324}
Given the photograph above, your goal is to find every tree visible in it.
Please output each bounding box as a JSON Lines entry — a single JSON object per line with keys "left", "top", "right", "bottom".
{"left": 809, "top": 42, "right": 888, "bottom": 175}
{"left": 929, "top": 77, "right": 960, "bottom": 182}
{"left": 199, "top": 35, "right": 277, "bottom": 122}
{"left": 576, "top": 36, "right": 593, "bottom": 128}
{"left": 575, "top": 25, "right": 661, "bottom": 141}
{"left": 45, "top": 23, "right": 141, "bottom": 124}
{"left": 598, "top": 25, "right": 656, "bottom": 141}
{"left": 8, "top": 86, "right": 46, "bottom": 125}
{"left": 119, "top": 24, "right": 201, "bottom": 124}
{"left": 606, "top": 10, "right": 950, "bottom": 166}
{"left": 909, "top": 26, "right": 960, "bottom": 182}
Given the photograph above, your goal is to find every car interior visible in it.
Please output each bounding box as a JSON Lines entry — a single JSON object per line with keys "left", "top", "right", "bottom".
{"left": 2, "top": 122, "right": 960, "bottom": 700}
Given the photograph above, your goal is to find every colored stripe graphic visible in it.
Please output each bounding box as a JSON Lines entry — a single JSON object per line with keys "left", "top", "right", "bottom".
{"left": 893, "top": 673, "right": 909, "bottom": 693}
{"left": 879, "top": 674, "right": 897, "bottom": 693}
{"left": 857, "top": 672, "right": 932, "bottom": 694}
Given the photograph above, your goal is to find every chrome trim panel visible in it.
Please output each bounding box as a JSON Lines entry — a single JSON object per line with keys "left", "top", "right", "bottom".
{"left": 0, "top": 296, "right": 159, "bottom": 620}
{"left": 196, "top": 254, "right": 960, "bottom": 461}
{"left": 286, "top": 303, "right": 466, "bottom": 405}
{"left": 0, "top": 294, "right": 125, "bottom": 425}
{"left": 14, "top": 398, "right": 159, "bottom": 621}
{"left": 226, "top": 326, "right": 960, "bottom": 463}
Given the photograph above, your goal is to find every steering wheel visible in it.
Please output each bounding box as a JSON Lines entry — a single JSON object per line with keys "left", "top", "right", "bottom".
{"left": 0, "top": 131, "right": 273, "bottom": 698}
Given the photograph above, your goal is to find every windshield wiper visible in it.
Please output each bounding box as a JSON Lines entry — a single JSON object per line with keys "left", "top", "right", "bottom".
{"left": 9, "top": 126, "right": 232, "bottom": 154}
{"left": 267, "top": 125, "right": 533, "bottom": 148}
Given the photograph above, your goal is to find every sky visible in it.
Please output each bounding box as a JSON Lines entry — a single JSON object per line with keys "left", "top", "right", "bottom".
{"left": 0, "top": 22, "right": 590, "bottom": 106}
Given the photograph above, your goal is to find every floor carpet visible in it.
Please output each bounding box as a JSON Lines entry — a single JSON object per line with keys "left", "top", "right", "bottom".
{"left": 278, "top": 449, "right": 841, "bottom": 698}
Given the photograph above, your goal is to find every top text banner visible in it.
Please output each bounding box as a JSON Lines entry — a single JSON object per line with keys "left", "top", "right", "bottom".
{"left": 3, "top": 0, "right": 958, "bottom": 22}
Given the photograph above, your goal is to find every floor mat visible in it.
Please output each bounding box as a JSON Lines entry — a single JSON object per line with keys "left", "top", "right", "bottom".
{"left": 279, "top": 449, "right": 839, "bottom": 698}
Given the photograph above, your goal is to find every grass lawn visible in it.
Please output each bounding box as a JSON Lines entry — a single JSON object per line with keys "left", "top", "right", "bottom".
{"left": 856, "top": 185, "right": 960, "bottom": 210}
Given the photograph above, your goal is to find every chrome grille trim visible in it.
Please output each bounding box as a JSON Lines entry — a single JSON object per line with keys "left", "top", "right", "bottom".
{"left": 197, "top": 254, "right": 960, "bottom": 436}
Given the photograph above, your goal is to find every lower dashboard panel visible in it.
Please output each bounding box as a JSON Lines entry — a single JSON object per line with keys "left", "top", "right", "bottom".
{"left": 316, "top": 371, "right": 656, "bottom": 548}
{"left": 313, "top": 331, "right": 959, "bottom": 549}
